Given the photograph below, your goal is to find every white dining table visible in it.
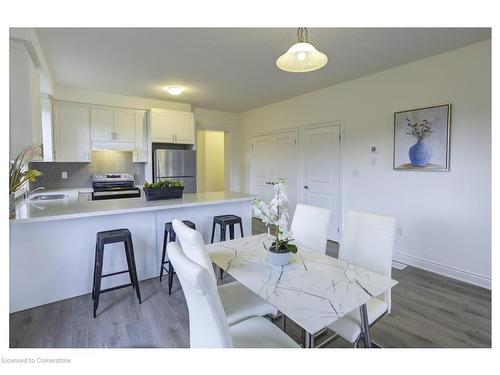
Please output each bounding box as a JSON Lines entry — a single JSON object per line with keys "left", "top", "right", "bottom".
{"left": 207, "top": 233, "right": 398, "bottom": 348}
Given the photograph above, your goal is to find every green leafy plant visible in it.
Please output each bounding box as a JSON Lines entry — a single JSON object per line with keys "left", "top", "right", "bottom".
{"left": 144, "top": 179, "right": 185, "bottom": 189}
{"left": 9, "top": 144, "right": 43, "bottom": 194}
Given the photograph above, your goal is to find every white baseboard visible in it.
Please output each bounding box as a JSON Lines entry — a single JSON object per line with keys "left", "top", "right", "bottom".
{"left": 393, "top": 251, "right": 491, "bottom": 290}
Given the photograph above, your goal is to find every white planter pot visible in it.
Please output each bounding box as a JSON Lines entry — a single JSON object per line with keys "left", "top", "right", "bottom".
{"left": 267, "top": 249, "right": 291, "bottom": 266}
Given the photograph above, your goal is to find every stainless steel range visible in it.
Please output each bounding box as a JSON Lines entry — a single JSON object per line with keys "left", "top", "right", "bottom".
{"left": 91, "top": 173, "right": 141, "bottom": 201}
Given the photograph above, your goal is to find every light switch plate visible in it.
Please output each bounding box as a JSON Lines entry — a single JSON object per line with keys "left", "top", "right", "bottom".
{"left": 371, "top": 145, "right": 379, "bottom": 153}
{"left": 61, "top": 171, "right": 68, "bottom": 179}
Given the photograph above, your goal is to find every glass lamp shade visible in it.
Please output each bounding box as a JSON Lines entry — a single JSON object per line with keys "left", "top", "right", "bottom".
{"left": 276, "top": 42, "right": 328, "bottom": 72}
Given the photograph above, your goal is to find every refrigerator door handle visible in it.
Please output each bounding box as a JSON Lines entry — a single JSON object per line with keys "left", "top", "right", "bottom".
{"left": 155, "top": 151, "right": 162, "bottom": 182}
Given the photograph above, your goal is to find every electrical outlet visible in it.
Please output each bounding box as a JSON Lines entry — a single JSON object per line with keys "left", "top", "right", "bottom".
{"left": 371, "top": 145, "right": 379, "bottom": 153}
{"left": 397, "top": 227, "right": 403, "bottom": 236}
{"left": 61, "top": 171, "right": 68, "bottom": 179}
{"left": 371, "top": 158, "right": 377, "bottom": 166}
{"left": 352, "top": 169, "right": 360, "bottom": 177}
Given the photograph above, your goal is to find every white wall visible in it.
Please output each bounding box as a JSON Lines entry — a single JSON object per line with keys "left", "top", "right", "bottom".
{"left": 53, "top": 86, "right": 192, "bottom": 112}
{"left": 9, "top": 40, "right": 42, "bottom": 161}
{"left": 196, "top": 130, "right": 226, "bottom": 192}
{"left": 239, "top": 40, "right": 491, "bottom": 288}
{"left": 10, "top": 28, "right": 54, "bottom": 95}
{"left": 193, "top": 108, "right": 241, "bottom": 191}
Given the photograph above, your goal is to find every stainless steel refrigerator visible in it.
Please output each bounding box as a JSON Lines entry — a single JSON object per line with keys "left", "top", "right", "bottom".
{"left": 154, "top": 149, "right": 196, "bottom": 193}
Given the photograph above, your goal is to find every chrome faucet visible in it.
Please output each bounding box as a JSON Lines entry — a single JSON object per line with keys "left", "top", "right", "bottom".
{"left": 25, "top": 186, "right": 45, "bottom": 199}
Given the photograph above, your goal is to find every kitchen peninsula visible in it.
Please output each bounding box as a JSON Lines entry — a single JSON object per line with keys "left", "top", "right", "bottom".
{"left": 10, "top": 191, "right": 254, "bottom": 313}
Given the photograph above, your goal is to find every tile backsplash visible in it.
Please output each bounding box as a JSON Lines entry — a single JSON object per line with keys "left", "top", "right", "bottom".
{"left": 29, "top": 151, "right": 146, "bottom": 189}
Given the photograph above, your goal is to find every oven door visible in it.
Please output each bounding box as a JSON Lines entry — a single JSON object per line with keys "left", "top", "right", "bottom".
{"left": 92, "top": 189, "right": 141, "bottom": 200}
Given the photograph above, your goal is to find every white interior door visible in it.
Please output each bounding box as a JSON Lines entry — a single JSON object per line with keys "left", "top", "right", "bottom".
{"left": 251, "top": 130, "right": 298, "bottom": 217}
{"left": 251, "top": 135, "right": 274, "bottom": 202}
{"left": 302, "top": 124, "right": 341, "bottom": 241}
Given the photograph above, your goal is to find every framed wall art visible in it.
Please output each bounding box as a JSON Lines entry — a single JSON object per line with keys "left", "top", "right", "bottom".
{"left": 393, "top": 104, "right": 451, "bottom": 171}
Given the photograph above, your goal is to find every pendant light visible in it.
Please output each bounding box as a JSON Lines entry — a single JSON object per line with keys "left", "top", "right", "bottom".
{"left": 276, "top": 28, "right": 328, "bottom": 73}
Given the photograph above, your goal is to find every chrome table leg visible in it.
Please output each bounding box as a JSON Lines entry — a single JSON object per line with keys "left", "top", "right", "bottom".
{"left": 302, "top": 329, "right": 314, "bottom": 348}
{"left": 359, "top": 303, "right": 372, "bottom": 348}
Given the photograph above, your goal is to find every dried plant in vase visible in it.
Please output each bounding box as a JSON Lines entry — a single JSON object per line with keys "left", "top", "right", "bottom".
{"left": 406, "top": 118, "right": 433, "bottom": 167}
{"left": 9, "top": 144, "right": 43, "bottom": 218}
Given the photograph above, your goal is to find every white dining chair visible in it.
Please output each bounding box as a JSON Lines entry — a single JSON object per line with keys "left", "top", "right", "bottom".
{"left": 172, "top": 219, "right": 278, "bottom": 326}
{"left": 324, "top": 210, "right": 396, "bottom": 347}
{"left": 167, "top": 241, "right": 299, "bottom": 348}
{"left": 290, "top": 203, "right": 331, "bottom": 253}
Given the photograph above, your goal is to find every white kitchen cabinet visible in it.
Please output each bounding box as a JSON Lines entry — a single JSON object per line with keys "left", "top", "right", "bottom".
{"left": 150, "top": 108, "right": 195, "bottom": 144}
{"left": 91, "top": 108, "right": 135, "bottom": 144}
{"left": 175, "top": 115, "right": 195, "bottom": 144}
{"left": 90, "top": 108, "right": 113, "bottom": 142}
{"left": 113, "top": 110, "right": 136, "bottom": 142}
{"left": 53, "top": 104, "right": 91, "bottom": 162}
{"left": 133, "top": 110, "right": 148, "bottom": 162}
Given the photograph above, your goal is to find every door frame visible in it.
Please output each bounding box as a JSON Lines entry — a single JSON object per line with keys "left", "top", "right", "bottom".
{"left": 250, "top": 128, "right": 299, "bottom": 208}
{"left": 298, "top": 120, "right": 344, "bottom": 242}
{"left": 196, "top": 125, "right": 234, "bottom": 191}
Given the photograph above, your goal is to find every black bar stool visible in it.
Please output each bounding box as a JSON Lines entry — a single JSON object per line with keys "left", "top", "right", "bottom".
{"left": 211, "top": 215, "right": 244, "bottom": 279}
{"left": 160, "top": 220, "right": 196, "bottom": 295}
{"left": 92, "top": 228, "right": 141, "bottom": 318}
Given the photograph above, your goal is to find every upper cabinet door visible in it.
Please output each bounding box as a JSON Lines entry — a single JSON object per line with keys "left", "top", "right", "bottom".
{"left": 150, "top": 109, "right": 194, "bottom": 144}
{"left": 150, "top": 110, "right": 175, "bottom": 143}
{"left": 53, "top": 104, "right": 91, "bottom": 162}
{"left": 175, "top": 113, "right": 195, "bottom": 144}
{"left": 113, "top": 110, "right": 135, "bottom": 142}
{"left": 90, "top": 108, "right": 113, "bottom": 141}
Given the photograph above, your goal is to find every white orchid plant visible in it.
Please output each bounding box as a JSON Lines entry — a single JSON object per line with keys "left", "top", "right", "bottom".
{"left": 252, "top": 178, "right": 297, "bottom": 254}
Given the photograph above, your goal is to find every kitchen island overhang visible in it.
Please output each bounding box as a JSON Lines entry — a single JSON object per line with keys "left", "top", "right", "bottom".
{"left": 9, "top": 191, "right": 254, "bottom": 313}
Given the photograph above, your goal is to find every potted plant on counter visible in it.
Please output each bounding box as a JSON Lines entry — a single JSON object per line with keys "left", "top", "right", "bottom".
{"left": 143, "top": 179, "right": 185, "bottom": 201}
{"left": 9, "top": 144, "right": 43, "bottom": 219}
{"left": 252, "top": 178, "right": 297, "bottom": 266}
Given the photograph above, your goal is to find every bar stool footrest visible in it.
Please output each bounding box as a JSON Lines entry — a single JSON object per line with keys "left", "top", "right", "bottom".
{"left": 99, "top": 283, "right": 134, "bottom": 294}
{"left": 102, "top": 269, "right": 130, "bottom": 278}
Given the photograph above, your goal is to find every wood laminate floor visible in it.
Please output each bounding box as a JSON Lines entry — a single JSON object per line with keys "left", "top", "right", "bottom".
{"left": 9, "top": 218, "right": 491, "bottom": 348}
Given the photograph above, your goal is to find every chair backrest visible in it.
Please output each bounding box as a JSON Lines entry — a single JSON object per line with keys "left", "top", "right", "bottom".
{"left": 290, "top": 203, "right": 331, "bottom": 254}
{"left": 339, "top": 210, "right": 396, "bottom": 311}
{"left": 167, "top": 241, "right": 233, "bottom": 348}
{"left": 172, "top": 219, "right": 217, "bottom": 286}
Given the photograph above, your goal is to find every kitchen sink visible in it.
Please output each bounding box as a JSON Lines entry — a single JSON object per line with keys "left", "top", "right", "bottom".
{"left": 29, "top": 194, "right": 70, "bottom": 201}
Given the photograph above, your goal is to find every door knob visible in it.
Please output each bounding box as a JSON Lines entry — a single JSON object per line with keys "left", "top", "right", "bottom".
{"left": 304, "top": 185, "right": 310, "bottom": 189}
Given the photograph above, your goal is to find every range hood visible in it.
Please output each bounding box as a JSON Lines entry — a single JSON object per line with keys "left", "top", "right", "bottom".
{"left": 91, "top": 141, "right": 135, "bottom": 151}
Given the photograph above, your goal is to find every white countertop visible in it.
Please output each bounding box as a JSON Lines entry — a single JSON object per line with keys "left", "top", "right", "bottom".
{"left": 11, "top": 190, "right": 254, "bottom": 224}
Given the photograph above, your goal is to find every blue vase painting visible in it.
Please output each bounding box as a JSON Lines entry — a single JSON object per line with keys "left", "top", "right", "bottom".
{"left": 409, "top": 140, "right": 431, "bottom": 167}
{"left": 393, "top": 104, "right": 450, "bottom": 171}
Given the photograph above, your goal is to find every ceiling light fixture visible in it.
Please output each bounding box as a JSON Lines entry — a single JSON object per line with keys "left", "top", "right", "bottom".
{"left": 276, "top": 28, "right": 328, "bottom": 73}
{"left": 166, "top": 86, "right": 184, "bottom": 95}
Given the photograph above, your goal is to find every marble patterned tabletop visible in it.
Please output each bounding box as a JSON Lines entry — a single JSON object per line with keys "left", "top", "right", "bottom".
{"left": 207, "top": 233, "right": 398, "bottom": 335}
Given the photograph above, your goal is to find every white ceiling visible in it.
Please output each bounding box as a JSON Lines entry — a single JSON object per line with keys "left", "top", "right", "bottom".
{"left": 36, "top": 28, "right": 490, "bottom": 112}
